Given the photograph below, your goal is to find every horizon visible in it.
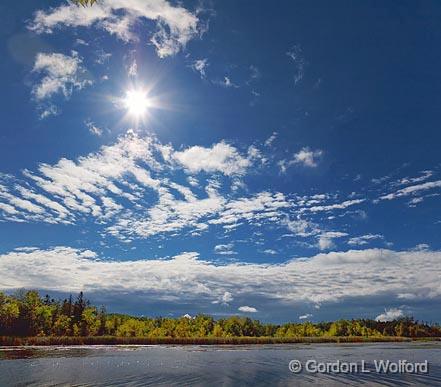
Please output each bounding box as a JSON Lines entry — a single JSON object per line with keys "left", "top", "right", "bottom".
{"left": 1, "top": 0, "right": 441, "bottom": 324}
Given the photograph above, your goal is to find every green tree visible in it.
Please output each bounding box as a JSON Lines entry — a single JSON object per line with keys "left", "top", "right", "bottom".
{"left": 0, "top": 293, "right": 20, "bottom": 335}
{"left": 52, "top": 314, "right": 72, "bottom": 336}
{"left": 81, "top": 307, "right": 100, "bottom": 336}
{"left": 73, "top": 0, "right": 98, "bottom": 6}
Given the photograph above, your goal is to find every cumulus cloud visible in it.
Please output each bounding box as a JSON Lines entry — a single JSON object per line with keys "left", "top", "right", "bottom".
{"left": 214, "top": 243, "right": 237, "bottom": 255}
{"left": 29, "top": 0, "right": 201, "bottom": 58}
{"left": 317, "top": 231, "right": 348, "bottom": 250}
{"left": 0, "top": 247, "right": 440, "bottom": 314}
{"left": 0, "top": 133, "right": 423, "bottom": 251}
{"left": 348, "top": 234, "right": 383, "bottom": 246}
{"left": 292, "top": 147, "right": 323, "bottom": 167}
{"left": 375, "top": 308, "right": 405, "bottom": 322}
{"left": 32, "top": 51, "right": 91, "bottom": 101}
{"left": 172, "top": 142, "right": 254, "bottom": 176}
{"left": 0, "top": 134, "right": 289, "bottom": 241}
{"left": 238, "top": 306, "right": 258, "bottom": 313}
{"left": 279, "top": 147, "right": 323, "bottom": 172}
{"left": 211, "top": 291, "right": 234, "bottom": 305}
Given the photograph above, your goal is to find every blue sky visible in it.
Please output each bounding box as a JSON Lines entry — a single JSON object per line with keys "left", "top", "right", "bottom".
{"left": 0, "top": 0, "right": 441, "bottom": 322}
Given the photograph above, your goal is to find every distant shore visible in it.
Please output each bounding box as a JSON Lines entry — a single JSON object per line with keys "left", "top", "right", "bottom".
{"left": 1, "top": 336, "right": 439, "bottom": 346}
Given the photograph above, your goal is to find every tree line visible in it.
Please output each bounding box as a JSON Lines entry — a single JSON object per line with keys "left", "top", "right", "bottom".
{"left": 1, "top": 291, "right": 440, "bottom": 338}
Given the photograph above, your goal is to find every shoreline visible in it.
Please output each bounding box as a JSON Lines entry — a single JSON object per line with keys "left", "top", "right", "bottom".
{"left": 1, "top": 336, "right": 439, "bottom": 347}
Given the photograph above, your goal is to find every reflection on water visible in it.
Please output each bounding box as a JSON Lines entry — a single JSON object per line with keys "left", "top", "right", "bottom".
{"left": 0, "top": 342, "right": 440, "bottom": 386}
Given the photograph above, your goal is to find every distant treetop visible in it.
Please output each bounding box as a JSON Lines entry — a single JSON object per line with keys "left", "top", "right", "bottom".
{"left": 73, "top": 0, "right": 98, "bottom": 6}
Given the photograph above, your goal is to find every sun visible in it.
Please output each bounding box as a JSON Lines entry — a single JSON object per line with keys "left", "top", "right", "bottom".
{"left": 123, "top": 89, "right": 151, "bottom": 118}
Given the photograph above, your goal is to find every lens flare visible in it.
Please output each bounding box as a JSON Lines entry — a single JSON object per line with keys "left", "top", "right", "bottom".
{"left": 123, "top": 90, "right": 151, "bottom": 117}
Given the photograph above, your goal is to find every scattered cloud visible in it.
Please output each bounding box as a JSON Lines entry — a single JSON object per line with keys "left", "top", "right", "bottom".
{"left": 212, "top": 291, "right": 234, "bottom": 305}
{"left": 0, "top": 134, "right": 289, "bottom": 242}
{"left": 264, "top": 131, "right": 278, "bottom": 147}
{"left": 94, "top": 49, "right": 112, "bottom": 64}
{"left": 190, "top": 59, "right": 208, "bottom": 79}
{"left": 172, "top": 142, "right": 254, "bottom": 176}
{"left": 127, "top": 60, "right": 137, "bottom": 77}
{"left": 214, "top": 243, "right": 237, "bottom": 255}
{"left": 85, "top": 120, "right": 103, "bottom": 136}
{"left": 248, "top": 65, "right": 260, "bottom": 81}
{"left": 279, "top": 147, "right": 323, "bottom": 172}
{"left": 375, "top": 308, "right": 405, "bottom": 322}
{"left": 317, "top": 231, "right": 348, "bottom": 250}
{"left": 292, "top": 147, "right": 323, "bottom": 168}
{"left": 395, "top": 170, "right": 433, "bottom": 187}
{"left": 411, "top": 243, "right": 430, "bottom": 252}
{"left": 287, "top": 44, "right": 306, "bottom": 84}
{"left": 306, "top": 199, "right": 365, "bottom": 213}
{"left": 379, "top": 180, "right": 441, "bottom": 201}
{"left": 348, "top": 234, "right": 383, "bottom": 246}
{"left": 29, "top": 0, "right": 201, "bottom": 58}
{"left": 299, "top": 313, "right": 313, "bottom": 320}
{"left": 238, "top": 306, "right": 258, "bottom": 313}
{"left": 32, "top": 51, "right": 91, "bottom": 102}
{"left": 218, "top": 76, "right": 239, "bottom": 88}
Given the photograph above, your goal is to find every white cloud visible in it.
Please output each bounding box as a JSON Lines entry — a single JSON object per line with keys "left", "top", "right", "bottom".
{"left": 411, "top": 243, "right": 430, "bottom": 251}
{"left": 187, "top": 176, "right": 199, "bottom": 187}
{"left": 85, "top": 120, "right": 103, "bottom": 136}
{"left": 128, "top": 60, "right": 137, "bottom": 77}
{"left": 317, "top": 231, "right": 348, "bottom": 250}
{"left": 211, "top": 192, "right": 290, "bottom": 228}
{"left": 375, "top": 308, "right": 405, "bottom": 322}
{"left": 264, "top": 131, "right": 278, "bottom": 147}
{"left": 29, "top": 0, "right": 201, "bottom": 58}
{"left": 299, "top": 313, "right": 313, "bottom": 320}
{"left": 75, "top": 38, "right": 88, "bottom": 46}
{"left": 379, "top": 180, "right": 441, "bottom": 201}
{"left": 214, "top": 243, "right": 237, "bottom": 255}
{"left": 0, "top": 133, "right": 296, "bottom": 241}
{"left": 213, "top": 291, "right": 234, "bottom": 305}
{"left": 221, "top": 76, "right": 238, "bottom": 88}
{"left": 95, "top": 49, "right": 112, "bottom": 64}
{"left": 249, "top": 65, "right": 260, "bottom": 80}
{"left": 32, "top": 51, "right": 91, "bottom": 101}
{"left": 348, "top": 234, "right": 383, "bottom": 246}
{"left": 238, "top": 306, "right": 257, "bottom": 313}
{"left": 287, "top": 44, "right": 306, "bottom": 84}
{"left": 279, "top": 147, "right": 323, "bottom": 172}
{"left": 39, "top": 105, "right": 58, "bottom": 119}
{"left": 1, "top": 247, "right": 440, "bottom": 311}
{"left": 292, "top": 147, "right": 323, "bottom": 168}
{"left": 395, "top": 170, "right": 433, "bottom": 187}
{"left": 191, "top": 59, "right": 208, "bottom": 79}
{"left": 307, "top": 199, "right": 365, "bottom": 213}
{"left": 284, "top": 217, "right": 318, "bottom": 237}
{"left": 173, "top": 142, "right": 253, "bottom": 176}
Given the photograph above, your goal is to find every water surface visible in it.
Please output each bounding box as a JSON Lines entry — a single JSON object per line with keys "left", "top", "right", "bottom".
{"left": 0, "top": 342, "right": 440, "bottom": 386}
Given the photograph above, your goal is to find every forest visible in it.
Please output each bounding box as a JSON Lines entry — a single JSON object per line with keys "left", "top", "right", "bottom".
{"left": 1, "top": 291, "right": 440, "bottom": 341}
